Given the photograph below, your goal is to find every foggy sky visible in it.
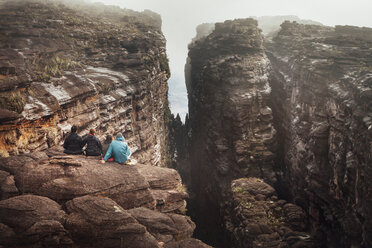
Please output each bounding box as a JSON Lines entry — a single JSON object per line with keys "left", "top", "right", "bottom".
{"left": 91, "top": 0, "right": 372, "bottom": 120}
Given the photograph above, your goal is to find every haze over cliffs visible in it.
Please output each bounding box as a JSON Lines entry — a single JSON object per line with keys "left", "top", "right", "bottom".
{"left": 185, "top": 18, "right": 372, "bottom": 247}
{"left": 0, "top": 0, "right": 372, "bottom": 248}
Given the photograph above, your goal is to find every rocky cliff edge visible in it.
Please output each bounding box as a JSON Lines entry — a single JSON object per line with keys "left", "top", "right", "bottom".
{"left": 0, "top": 0, "right": 170, "bottom": 167}
{"left": 0, "top": 149, "right": 211, "bottom": 248}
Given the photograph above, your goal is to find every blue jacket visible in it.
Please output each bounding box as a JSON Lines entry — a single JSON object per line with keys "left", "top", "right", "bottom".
{"left": 103, "top": 136, "right": 130, "bottom": 164}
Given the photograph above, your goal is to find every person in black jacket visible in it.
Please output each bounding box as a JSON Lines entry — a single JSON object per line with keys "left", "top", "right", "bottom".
{"left": 63, "top": 125, "right": 83, "bottom": 154}
{"left": 82, "top": 129, "right": 102, "bottom": 156}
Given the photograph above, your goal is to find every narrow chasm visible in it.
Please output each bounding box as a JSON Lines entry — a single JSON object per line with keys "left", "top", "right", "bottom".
{"left": 171, "top": 18, "right": 372, "bottom": 248}
{"left": 1, "top": 1, "right": 372, "bottom": 247}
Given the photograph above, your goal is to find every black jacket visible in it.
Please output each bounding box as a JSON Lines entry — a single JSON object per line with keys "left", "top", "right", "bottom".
{"left": 83, "top": 135, "right": 102, "bottom": 156}
{"left": 63, "top": 133, "right": 83, "bottom": 154}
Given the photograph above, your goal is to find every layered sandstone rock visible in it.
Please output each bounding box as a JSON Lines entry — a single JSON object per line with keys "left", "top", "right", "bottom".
{"left": 186, "top": 18, "right": 277, "bottom": 245}
{"left": 186, "top": 18, "right": 372, "bottom": 248}
{"left": 223, "top": 178, "right": 314, "bottom": 247}
{"left": 0, "top": 1, "right": 211, "bottom": 247}
{"left": 0, "top": 0, "right": 169, "bottom": 166}
{"left": 2, "top": 149, "right": 188, "bottom": 213}
{"left": 266, "top": 21, "right": 372, "bottom": 247}
{"left": 0, "top": 150, "right": 209, "bottom": 247}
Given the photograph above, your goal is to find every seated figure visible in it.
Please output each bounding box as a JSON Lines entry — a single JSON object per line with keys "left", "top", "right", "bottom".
{"left": 82, "top": 129, "right": 102, "bottom": 157}
{"left": 102, "top": 133, "right": 130, "bottom": 164}
{"left": 63, "top": 125, "right": 83, "bottom": 155}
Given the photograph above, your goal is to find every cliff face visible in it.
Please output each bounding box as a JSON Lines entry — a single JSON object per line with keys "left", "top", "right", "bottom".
{"left": 267, "top": 21, "right": 372, "bottom": 247}
{"left": 0, "top": 0, "right": 170, "bottom": 166}
{"left": 186, "top": 19, "right": 372, "bottom": 247}
{"left": 0, "top": 1, "right": 214, "bottom": 247}
{"left": 186, "top": 19, "right": 277, "bottom": 245}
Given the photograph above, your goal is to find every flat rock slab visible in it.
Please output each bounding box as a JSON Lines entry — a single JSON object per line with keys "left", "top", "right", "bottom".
{"left": 12, "top": 154, "right": 189, "bottom": 213}
{"left": 15, "top": 156, "right": 155, "bottom": 209}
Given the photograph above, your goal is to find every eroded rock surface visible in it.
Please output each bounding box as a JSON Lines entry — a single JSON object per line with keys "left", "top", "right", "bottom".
{"left": 186, "top": 18, "right": 372, "bottom": 247}
{"left": 0, "top": 195, "right": 71, "bottom": 247}
{"left": 267, "top": 21, "right": 372, "bottom": 247}
{"left": 186, "top": 18, "right": 277, "bottom": 246}
{"left": 224, "top": 178, "right": 314, "bottom": 248}
{"left": 65, "top": 195, "right": 160, "bottom": 248}
{"left": 0, "top": 150, "right": 207, "bottom": 247}
{"left": 128, "top": 207, "right": 195, "bottom": 243}
{"left": 0, "top": 0, "right": 170, "bottom": 167}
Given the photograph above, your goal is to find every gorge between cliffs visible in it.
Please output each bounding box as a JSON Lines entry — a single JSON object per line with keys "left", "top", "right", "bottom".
{"left": 0, "top": 1, "right": 372, "bottom": 248}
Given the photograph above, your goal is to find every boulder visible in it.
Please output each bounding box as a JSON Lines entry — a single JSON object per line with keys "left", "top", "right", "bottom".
{"left": 0, "top": 223, "right": 16, "bottom": 246}
{"left": 0, "top": 195, "right": 65, "bottom": 232}
{"left": 136, "top": 164, "right": 188, "bottom": 213}
{"left": 223, "top": 178, "right": 314, "bottom": 247}
{"left": 128, "top": 207, "right": 195, "bottom": 243}
{"left": 0, "top": 195, "right": 69, "bottom": 247}
{"left": 0, "top": 171, "right": 18, "bottom": 200}
{"left": 65, "top": 195, "right": 160, "bottom": 248}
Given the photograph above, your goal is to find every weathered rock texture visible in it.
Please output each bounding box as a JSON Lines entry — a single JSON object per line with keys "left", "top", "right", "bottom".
{"left": 224, "top": 178, "right": 314, "bottom": 247}
{"left": 0, "top": 0, "right": 170, "bottom": 167}
{"left": 266, "top": 21, "right": 372, "bottom": 247}
{"left": 186, "top": 18, "right": 277, "bottom": 246}
{"left": 0, "top": 150, "right": 210, "bottom": 247}
{"left": 0, "top": 1, "right": 212, "bottom": 247}
{"left": 254, "top": 16, "right": 322, "bottom": 36}
{"left": 186, "top": 18, "right": 372, "bottom": 247}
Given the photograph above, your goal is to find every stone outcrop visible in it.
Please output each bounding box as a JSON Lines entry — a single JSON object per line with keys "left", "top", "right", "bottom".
{"left": 223, "top": 178, "right": 314, "bottom": 247}
{"left": 186, "top": 18, "right": 277, "bottom": 246}
{"left": 0, "top": 1, "right": 211, "bottom": 247}
{"left": 0, "top": 0, "right": 170, "bottom": 167}
{"left": 186, "top": 17, "right": 372, "bottom": 248}
{"left": 65, "top": 195, "right": 160, "bottom": 248}
{"left": 0, "top": 150, "right": 210, "bottom": 247}
{"left": 253, "top": 16, "right": 322, "bottom": 36}
{"left": 1, "top": 148, "right": 188, "bottom": 212}
{"left": 0, "top": 194, "right": 71, "bottom": 247}
{"left": 266, "top": 21, "right": 372, "bottom": 247}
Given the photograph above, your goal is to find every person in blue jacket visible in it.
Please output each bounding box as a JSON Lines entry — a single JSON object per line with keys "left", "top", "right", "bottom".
{"left": 101, "top": 133, "right": 130, "bottom": 164}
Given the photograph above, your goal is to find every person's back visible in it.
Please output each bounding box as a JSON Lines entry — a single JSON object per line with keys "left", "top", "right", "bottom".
{"left": 83, "top": 129, "right": 102, "bottom": 156}
{"left": 63, "top": 125, "right": 83, "bottom": 155}
{"left": 103, "top": 133, "right": 130, "bottom": 164}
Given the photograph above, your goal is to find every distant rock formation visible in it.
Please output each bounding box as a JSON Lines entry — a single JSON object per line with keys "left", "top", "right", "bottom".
{"left": 267, "top": 21, "right": 372, "bottom": 247}
{"left": 186, "top": 18, "right": 278, "bottom": 246}
{"left": 253, "top": 15, "right": 323, "bottom": 35}
{"left": 0, "top": 0, "right": 169, "bottom": 167}
{"left": 186, "top": 18, "right": 372, "bottom": 247}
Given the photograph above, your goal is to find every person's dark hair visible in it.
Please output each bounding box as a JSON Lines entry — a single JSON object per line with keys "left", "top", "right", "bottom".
{"left": 105, "top": 134, "right": 113, "bottom": 143}
{"left": 90, "top": 129, "right": 96, "bottom": 135}
{"left": 71, "top": 125, "right": 77, "bottom": 133}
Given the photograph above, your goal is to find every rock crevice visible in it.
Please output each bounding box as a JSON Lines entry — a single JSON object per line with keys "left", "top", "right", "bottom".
{"left": 185, "top": 18, "right": 372, "bottom": 247}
